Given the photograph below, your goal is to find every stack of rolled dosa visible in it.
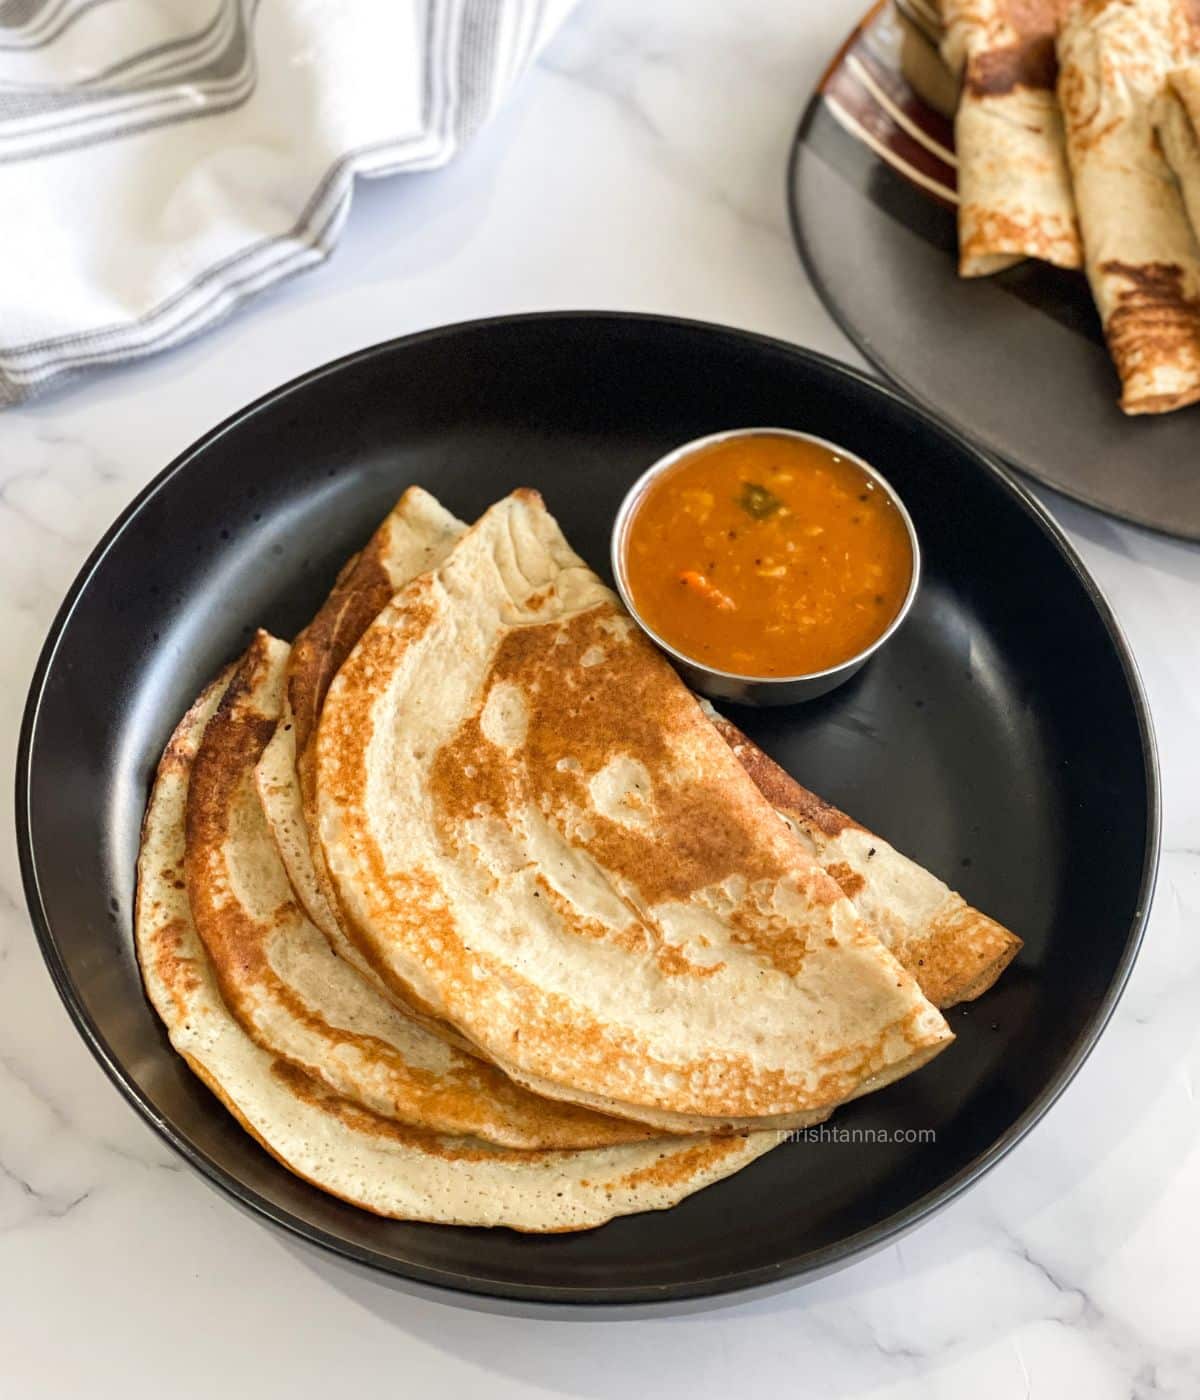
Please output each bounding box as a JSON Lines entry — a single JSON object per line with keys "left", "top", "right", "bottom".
{"left": 916, "top": 0, "right": 1200, "bottom": 414}
{"left": 137, "top": 486, "right": 1021, "bottom": 1232}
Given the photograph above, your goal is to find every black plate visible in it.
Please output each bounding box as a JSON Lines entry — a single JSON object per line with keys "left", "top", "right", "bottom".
{"left": 788, "top": 1, "right": 1200, "bottom": 541}
{"left": 17, "top": 313, "right": 1157, "bottom": 1306}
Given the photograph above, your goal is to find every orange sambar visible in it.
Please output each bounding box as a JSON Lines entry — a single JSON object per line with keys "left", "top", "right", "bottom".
{"left": 622, "top": 433, "right": 913, "bottom": 677}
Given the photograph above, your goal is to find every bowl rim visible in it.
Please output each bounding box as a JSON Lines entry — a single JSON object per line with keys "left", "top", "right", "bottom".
{"left": 609, "top": 425, "right": 922, "bottom": 687}
{"left": 14, "top": 311, "right": 1161, "bottom": 1311}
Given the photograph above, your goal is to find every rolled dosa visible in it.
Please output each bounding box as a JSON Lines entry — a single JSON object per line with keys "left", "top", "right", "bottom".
{"left": 1158, "top": 65, "right": 1200, "bottom": 244}
{"left": 941, "top": 0, "right": 1082, "bottom": 276}
{"left": 1058, "top": 0, "right": 1200, "bottom": 414}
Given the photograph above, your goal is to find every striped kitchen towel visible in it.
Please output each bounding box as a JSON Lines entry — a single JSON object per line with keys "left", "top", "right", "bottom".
{"left": 0, "top": 0, "right": 573, "bottom": 405}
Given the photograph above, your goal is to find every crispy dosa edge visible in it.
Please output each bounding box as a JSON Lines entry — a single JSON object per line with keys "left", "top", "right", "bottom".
{"left": 707, "top": 713, "right": 1021, "bottom": 1009}
{"left": 293, "top": 494, "right": 473, "bottom": 1032}
{"left": 256, "top": 489, "right": 478, "bottom": 1039}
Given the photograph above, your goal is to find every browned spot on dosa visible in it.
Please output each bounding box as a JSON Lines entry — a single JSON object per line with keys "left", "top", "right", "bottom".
{"left": 430, "top": 604, "right": 843, "bottom": 982}
{"left": 960, "top": 208, "right": 1081, "bottom": 267}
{"left": 613, "top": 1134, "right": 752, "bottom": 1191}
{"left": 1101, "top": 260, "right": 1200, "bottom": 414}
{"left": 825, "top": 861, "right": 867, "bottom": 900}
{"left": 268, "top": 1060, "right": 553, "bottom": 1163}
{"left": 966, "top": 34, "right": 1057, "bottom": 95}
{"left": 149, "top": 916, "right": 203, "bottom": 1014}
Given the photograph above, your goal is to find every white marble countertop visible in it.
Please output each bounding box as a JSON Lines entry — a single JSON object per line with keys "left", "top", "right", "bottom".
{"left": 3, "top": 1, "right": 1199, "bottom": 1394}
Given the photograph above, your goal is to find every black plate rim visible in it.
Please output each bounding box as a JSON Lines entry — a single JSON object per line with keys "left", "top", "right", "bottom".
{"left": 786, "top": 92, "right": 1194, "bottom": 544}
{"left": 15, "top": 311, "right": 1161, "bottom": 1308}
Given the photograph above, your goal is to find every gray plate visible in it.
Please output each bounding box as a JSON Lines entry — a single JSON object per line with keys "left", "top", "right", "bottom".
{"left": 788, "top": 1, "right": 1200, "bottom": 542}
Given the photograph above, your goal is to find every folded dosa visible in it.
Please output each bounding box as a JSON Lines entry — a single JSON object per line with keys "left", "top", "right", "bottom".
{"left": 314, "top": 491, "right": 952, "bottom": 1130}
{"left": 280, "top": 489, "right": 1013, "bottom": 1029}
{"left": 188, "top": 632, "right": 652, "bottom": 1149}
{"left": 259, "top": 489, "right": 822, "bottom": 1133}
{"left": 1158, "top": 66, "right": 1200, "bottom": 244}
{"left": 703, "top": 708, "right": 1021, "bottom": 1008}
{"left": 259, "top": 497, "right": 822, "bottom": 1136}
{"left": 1058, "top": 0, "right": 1200, "bottom": 414}
{"left": 942, "top": 0, "right": 1082, "bottom": 275}
{"left": 138, "top": 676, "right": 777, "bottom": 1231}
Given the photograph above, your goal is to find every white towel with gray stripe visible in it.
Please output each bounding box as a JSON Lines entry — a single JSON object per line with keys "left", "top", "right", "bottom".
{"left": 0, "top": 0, "right": 572, "bottom": 405}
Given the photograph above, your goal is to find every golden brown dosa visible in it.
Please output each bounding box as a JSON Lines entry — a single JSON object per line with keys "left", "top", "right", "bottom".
{"left": 188, "top": 632, "right": 654, "bottom": 1149}
{"left": 275, "top": 488, "right": 1015, "bottom": 1025}
{"left": 941, "top": 0, "right": 1082, "bottom": 276}
{"left": 1058, "top": 0, "right": 1200, "bottom": 414}
{"left": 314, "top": 490, "right": 952, "bottom": 1131}
{"left": 704, "top": 709, "right": 1021, "bottom": 1009}
{"left": 137, "top": 675, "right": 778, "bottom": 1231}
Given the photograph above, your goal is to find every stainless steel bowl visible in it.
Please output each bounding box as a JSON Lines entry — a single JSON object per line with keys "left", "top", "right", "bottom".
{"left": 611, "top": 427, "right": 921, "bottom": 706}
